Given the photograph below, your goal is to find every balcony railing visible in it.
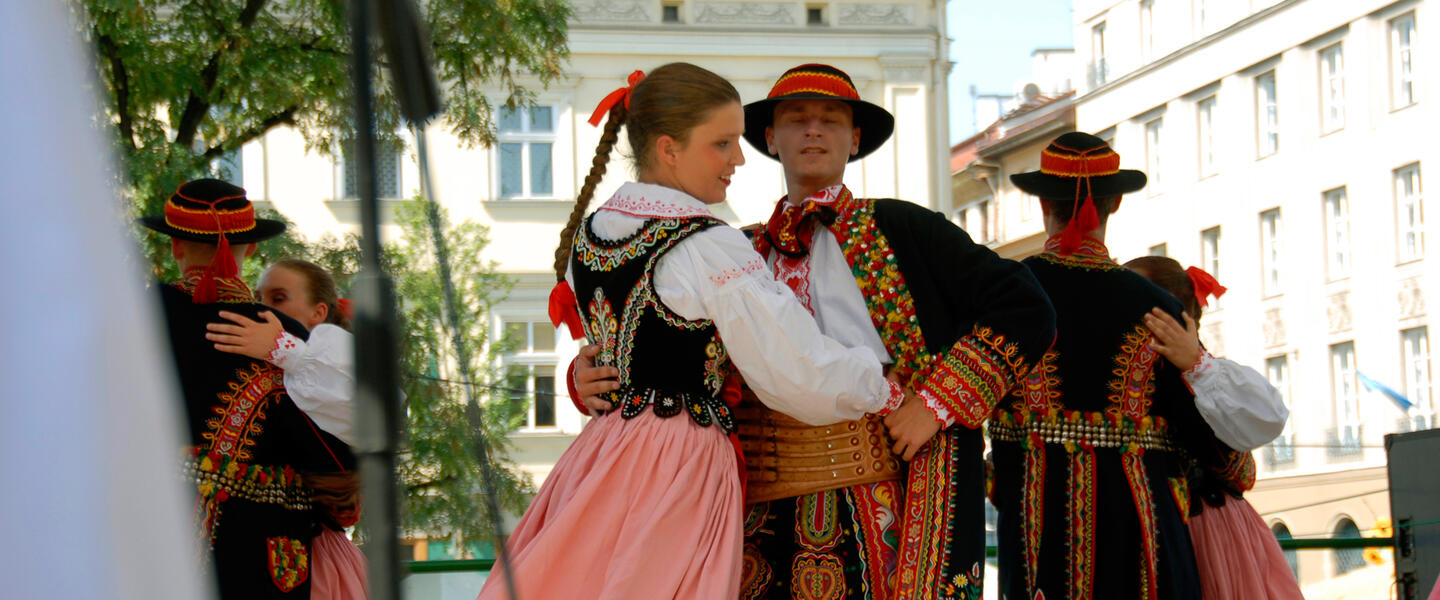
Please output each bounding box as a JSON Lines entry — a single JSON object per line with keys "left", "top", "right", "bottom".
{"left": 1325, "top": 425, "right": 1365, "bottom": 461}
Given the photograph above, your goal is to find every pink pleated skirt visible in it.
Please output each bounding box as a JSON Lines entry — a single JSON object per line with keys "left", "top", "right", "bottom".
{"left": 1187, "top": 497, "right": 1303, "bottom": 600}
{"left": 311, "top": 527, "right": 368, "bottom": 600}
{"left": 476, "top": 409, "right": 743, "bottom": 600}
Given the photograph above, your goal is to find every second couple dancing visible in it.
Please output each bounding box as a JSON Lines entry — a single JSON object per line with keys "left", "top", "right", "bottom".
{"left": 477, "top": 62, "right": 1054, "bottom": 599}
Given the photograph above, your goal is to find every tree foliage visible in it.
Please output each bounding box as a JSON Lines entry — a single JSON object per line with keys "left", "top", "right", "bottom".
{"left": 260, "top": 201, "right": 532, "bottom": 552}
{"left": 78, "top": 0, "right": 570, "bottom": 275}
{"left": 78, "top": 0, "right": 563, "bottom": 550}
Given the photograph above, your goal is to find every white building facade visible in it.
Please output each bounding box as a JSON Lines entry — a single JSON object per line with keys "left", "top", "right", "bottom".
{"left": 1072, "top": 0, "right": 1434, "bottom": 587}
{"left": 235, "top": 0, "right": 953, "bottom": 497}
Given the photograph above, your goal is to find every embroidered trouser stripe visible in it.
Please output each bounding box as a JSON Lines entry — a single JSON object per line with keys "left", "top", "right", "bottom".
{"left": 1021, "top": 432, "right": 1046, "bottom": 595}
{"left": 1067, "top": 442, "right": 1097, "bottom": 600}
{"left": 1122, "top": 445, "right": 1160, "bottom": 600}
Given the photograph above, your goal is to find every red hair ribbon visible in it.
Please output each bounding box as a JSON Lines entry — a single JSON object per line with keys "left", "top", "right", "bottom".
{"left": 587, "top": 69, "right": 645, "bottom": 126}
{"left": 336, "top": 297, "right": 353, "bottom": 320}
{"left": 1186, "top": 266, "right": 1227, "bottom": 307}
{"left": 547, "top": 281, "right": 585, "bottom": 340}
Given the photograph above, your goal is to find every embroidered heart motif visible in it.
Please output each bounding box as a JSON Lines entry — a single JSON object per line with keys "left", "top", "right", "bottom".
{"left": 740, "top": 549, "right": 773, "bottom": 598}
{"left": 791, "top": 553, "right": 845, "bottom": 600}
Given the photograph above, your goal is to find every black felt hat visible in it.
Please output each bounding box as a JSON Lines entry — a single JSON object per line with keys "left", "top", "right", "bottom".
{"left": 1009, "top": 132, "right": 1147, "bottom": 199}
{"left": 138, "top": 178, "right": 285, "bottom": 244}
{"left": 743, "top": 63, "right": 895, "bottom": 162}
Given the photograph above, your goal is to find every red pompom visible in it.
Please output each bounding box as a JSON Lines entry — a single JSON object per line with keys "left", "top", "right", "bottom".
{"left": 1077, "top": 194, "right": 1100, "bottom": 232}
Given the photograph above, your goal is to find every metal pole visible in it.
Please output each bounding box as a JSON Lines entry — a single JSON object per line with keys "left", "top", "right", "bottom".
{"left": 347, "top": 0, "right": 404, "bottom": 598}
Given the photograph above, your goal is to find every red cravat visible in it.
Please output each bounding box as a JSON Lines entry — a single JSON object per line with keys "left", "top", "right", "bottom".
{"left": 763, "top": 199, "right": 832, "bottom": 258}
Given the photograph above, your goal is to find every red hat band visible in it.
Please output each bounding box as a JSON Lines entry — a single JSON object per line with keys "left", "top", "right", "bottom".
{"left": 768, "top": 67, "right": 861, "bottom": 100}
{"left": 1039, "top": 147, "right": 1121, "bottom": 178}
{"left": 164, "top": 195, "right": 257, "bottom": 236}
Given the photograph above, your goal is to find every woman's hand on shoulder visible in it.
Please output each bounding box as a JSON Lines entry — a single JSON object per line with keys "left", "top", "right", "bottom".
{"left": 207, "top": 310, "right": 285, "bottom": 361}
{"left": 1143, "top": 308, "right": 1201, "bottom": 371}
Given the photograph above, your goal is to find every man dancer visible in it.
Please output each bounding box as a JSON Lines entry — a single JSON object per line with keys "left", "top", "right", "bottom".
{"left": 140, "top": 179, "right": 354, "bottom": 598}
{"left": 989, "top": 132, "right": 1211, "bottom": 599}
{"left": 733, "top": 64, "right": 1054, "bottom": 600}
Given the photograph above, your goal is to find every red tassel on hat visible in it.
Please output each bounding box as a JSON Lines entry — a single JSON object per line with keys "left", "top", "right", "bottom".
{"left": 1077, "top": 194, "right": 1099, "bottom": 232}
{"left": 548, "top": 281, "right": 585, "bottom": 340}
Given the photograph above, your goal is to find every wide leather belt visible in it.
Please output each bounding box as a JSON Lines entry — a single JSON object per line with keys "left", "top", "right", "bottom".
{"left": 735, "top": 390, "right": 903, "bottom": 504}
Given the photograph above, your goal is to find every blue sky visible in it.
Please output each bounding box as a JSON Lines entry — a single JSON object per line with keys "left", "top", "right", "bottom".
{"left": 946, "top": 0, "right": 1075, "bottom": 144}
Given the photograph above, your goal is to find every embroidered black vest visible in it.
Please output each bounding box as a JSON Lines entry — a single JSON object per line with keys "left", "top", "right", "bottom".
{"left": 571, "top": 215, "right": 738, "bottom": 433}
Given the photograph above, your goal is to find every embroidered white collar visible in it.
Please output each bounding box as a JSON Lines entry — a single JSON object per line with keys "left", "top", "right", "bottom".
{"left": 598, "top": 182, "right": 716, "bottom": 219}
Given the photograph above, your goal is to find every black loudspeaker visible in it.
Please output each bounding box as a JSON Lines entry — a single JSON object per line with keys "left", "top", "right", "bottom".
{"left": 1386, "top": 428, "right": 1440, "bottom": 600}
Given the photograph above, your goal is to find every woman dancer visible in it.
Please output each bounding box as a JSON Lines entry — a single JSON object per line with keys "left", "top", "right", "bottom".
{"left": 1127, "top": 256, "right": 1302, "bottom": 600}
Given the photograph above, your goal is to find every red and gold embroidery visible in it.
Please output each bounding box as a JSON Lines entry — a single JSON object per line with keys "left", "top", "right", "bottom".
{"left": 796, "top": 489, "right": 842, "bottom": 552}
{"left": 792, "top": 552, "right": 848, "bottom": 600}
{"left": 1108, "top": 326, "right": 1160, "bottom": 420}
{"left": 203, "top": 362, "right": 286, "bottom": 460}
{"left": 919, "top": 326, "right": 1022, "bottom": 429}
{"left": 1022, "top": 432, "right": 1046, "bottom": 594}
{"left": 847, "top": 481, "right": 902, "bottom": 600}
{"left": 1168, "top": 477, "right": 1191, "bottom": 525}
{"left": 825, "top": 192, "right": 933, "bottom": 385}
{"left": 740, "top": 545, "right": 775, "bottom": 600}
{"left": 1214, "top": 450, "right": 1258, "bottom": 493}
{"left": 1067, "top": 442, "right": 1098, "bottom": 600}
{"left": 174, "top": 267, "right": 256, "bottom": 303}
{"left": 1122, "top": 446, "right": 1160, "bottom": 600}
{"left": 1015, "top": 350, "right": 1062, "bottom": 414}
{"left": 1034, "top": 236, "right": 1123, "bottom": 271}
{"left": 266, "top": 536, "right": 310, "bottom": 592}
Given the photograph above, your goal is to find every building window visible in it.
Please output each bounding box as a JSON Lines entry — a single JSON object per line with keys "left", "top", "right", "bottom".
{"left": 1256, "top": 71, "right": 1279, "bottom": 157}
{"left": 1328, "top": 341, "right": 1361, "bottom": 458}
{"left": 1090, "top": 21, "right": 1108, "bottom": 87}
{"left": 958, "top": 199, "right": 991, "bottom": 244}
{"left": 806, "top": 5, "right": 825, "bottom": 25}
{"left": 1323, "top": 187, "right": 1351, "bottom": 280}
{"left": 1402, "top": 327, "right": 1434, "bottom": 431}
{"left": 502, "top": 319, "right": 558, "bottom": 429}
{"left": 1145, "top": 117, "right": 1163, "bottom": 193}
{"left": 1272, "top": 522, "right": 1300, "bottom": 578}
{"left": 1332, "top": 518, "right": 1365, "bottom": 575}
{"left": 1395, "top": 163, "right": 1424, "bottom": 262}
{"left": 1139, "top": 0, "right": 1155, "bottom": 62}
{"left": 1149, "top": 243, "right": 1168, "bottom": 257}
{"left": 1200, "top": 226, "right": 1221, "bottom": 290}
{"left": 342, "top": 139, "right": 402, "bottom": 199}
{"left": 1319, "top": 43, "right": 1345, "bottom": 133}
{"left": 498, "top": 105, "right": 555, "bottom": 199}
{"left": 662, "top": 3, "right": 681, "bottom": 23}
{"left": 1260, "top": 209, "right": 1282, "bottom": 296}
{"left": 1266, "top": 356, "right": 1296, "bottom": 466}
{"left": 1390, "top": 12, "right": 1417, "bottom": 109}
{"left": 1197, "top": 96, "right": 1218, "bottom": 177}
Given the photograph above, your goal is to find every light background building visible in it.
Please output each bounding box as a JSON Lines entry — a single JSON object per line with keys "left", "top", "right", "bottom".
{"left": 955, "top": 0, "right": 1433, "bottom": 592}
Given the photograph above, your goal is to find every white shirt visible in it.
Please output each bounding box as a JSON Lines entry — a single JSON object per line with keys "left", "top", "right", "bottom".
{"left": 271, "top": 324, "right": 356, "bottom": 445}
{"left": 1184, "top": 351, "right": 1290, "bottom": 452}
{"left": 566, "top": 182, "right": 894, "bottom": 426}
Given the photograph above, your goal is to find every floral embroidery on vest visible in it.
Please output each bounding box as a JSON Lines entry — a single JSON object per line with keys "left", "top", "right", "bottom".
{"left": 1107, "top": 326, "right": 1160, "bottom": 419}
{"left": 203, "top": 362, "right": 286, "bottom": 460}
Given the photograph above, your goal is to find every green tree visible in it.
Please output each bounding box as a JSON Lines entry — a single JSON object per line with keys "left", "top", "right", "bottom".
{"left": 270, "top": 200, "right": 532, "bottom": 553}
{"left": 79, "top": 0, "right": 570, "bottom": 277}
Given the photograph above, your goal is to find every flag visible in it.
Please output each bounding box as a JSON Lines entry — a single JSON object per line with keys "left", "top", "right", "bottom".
{"left": 1357, "top": 371, "right": 1414, "bottom": 410}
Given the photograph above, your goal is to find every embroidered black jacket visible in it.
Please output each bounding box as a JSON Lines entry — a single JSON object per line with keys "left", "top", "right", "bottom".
{"left": 159, "top": 272, "right": 354, "bottom": 598}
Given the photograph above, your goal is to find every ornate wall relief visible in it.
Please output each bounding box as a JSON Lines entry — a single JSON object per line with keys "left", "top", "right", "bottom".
{"left": 1327, "top": 291, "right": 1352, "bottom": 333}
{"left": 572, "top": 0, "right": 651, "bottom": 23}
{"left": 837, "top": 3, "right": 915, "bottom": 26}
{"left": 693, "top": 2, "right": 796, "bottom": 24}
